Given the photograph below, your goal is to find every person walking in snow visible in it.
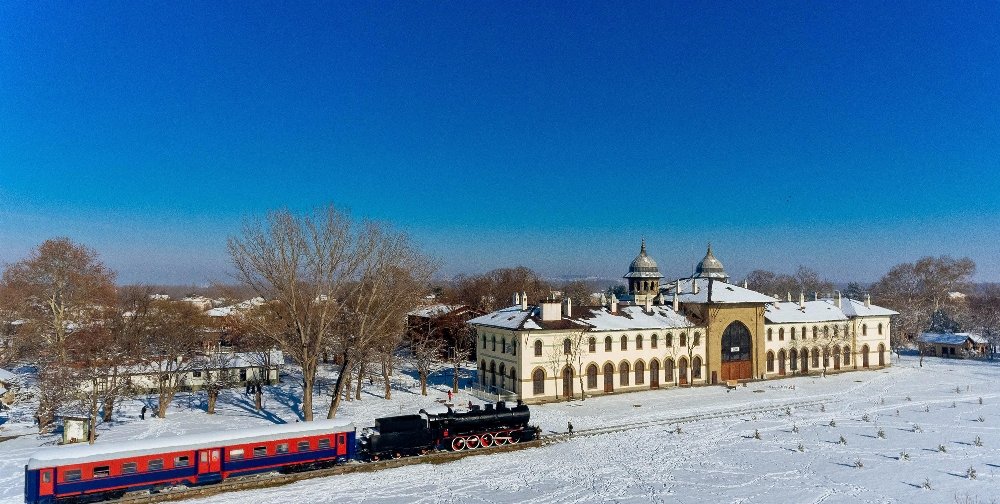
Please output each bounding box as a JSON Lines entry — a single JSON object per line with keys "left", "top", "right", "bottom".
{"left": 140, "top": 405, "right": 147, "bottom": 420}
{"left": 567, "top": 421, "right": 574, "bottom": 435}
{"left": 447, "top": 390, "right": 453, "bottom": 402}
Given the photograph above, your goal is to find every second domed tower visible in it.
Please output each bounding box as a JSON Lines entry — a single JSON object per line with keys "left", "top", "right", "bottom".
{"left": 624, "top": 239, "right": 663, "bottom": 298}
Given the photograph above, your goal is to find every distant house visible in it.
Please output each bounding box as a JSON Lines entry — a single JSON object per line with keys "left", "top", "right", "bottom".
{"left": 917, "top": 332, "right": 988, "bottom": 358}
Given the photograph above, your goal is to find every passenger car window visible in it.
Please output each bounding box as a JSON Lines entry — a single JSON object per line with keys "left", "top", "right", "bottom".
{"left": 93, "top": 466, "right": 110, "bottom": 478}
{"left": 229, "top": 449, "right": 244, "bottom": 461}
{"left": 318, "top": 438, "right": 330, "bottom": 450}
{"left": 64, "top": 469, "right": 81, "bottom": 482}
{"left": 276, "top": 443, "right": 289, "bottom": 454}
{"left": 147, "top": 459, "right": 164, "bottom": 471}
{"left": 297, "top": 441, "right": 310, "bottom": 452}
{"left": 253, "top": 446, "right": 267, "bottom": 458}
{"left": 174, "top": 456, "right": 190, "bottom": 467}
{"left": 122, "top": 462, "right": 138, "bottom": 474}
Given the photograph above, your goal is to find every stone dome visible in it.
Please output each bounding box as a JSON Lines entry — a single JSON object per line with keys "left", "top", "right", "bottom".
{"left": 624, "top": 239, "right": 663, "bottom": 279}
{"left": 694, "top": 244, "right": 729, "bottom": 281}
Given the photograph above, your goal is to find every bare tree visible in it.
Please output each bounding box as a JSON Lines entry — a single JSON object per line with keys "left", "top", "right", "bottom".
{"left": 743, "top": 267, "right": 833, "bottom": 299}
{"left": 200, "top": 347, "right": 237, "bottom": 414}
{"left": 871, "top": 256, "right": 976, "bottom": 346}
{"left": 410, "top": 330, "right": 445, "bottom": 396}
{"left": 326, "top": 222, "right": 434, "bottom": 417}
{"left": 447, "top": 267, "right": 551, "bottom": 312}
{"left": 141, "top": 300, "right": 207, "bottom": 418}
{"left": 228, "top": 206, "right": 365, "bottom": 421}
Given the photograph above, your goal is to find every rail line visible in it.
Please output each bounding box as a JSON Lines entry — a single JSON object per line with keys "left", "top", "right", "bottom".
{"left": 100, "top": 395, "right": 830, "bottom": 504}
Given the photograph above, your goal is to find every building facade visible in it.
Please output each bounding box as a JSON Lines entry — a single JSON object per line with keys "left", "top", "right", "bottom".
{"left": 468, "top": 244, "right": 897, "bottom": 403}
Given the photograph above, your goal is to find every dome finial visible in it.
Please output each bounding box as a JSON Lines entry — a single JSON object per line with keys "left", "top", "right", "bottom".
{"left": 640, "top": 238, "right": 646, "bottom": 255}
{"left": 707, "top": 242, "right": 712, "bottom": 255}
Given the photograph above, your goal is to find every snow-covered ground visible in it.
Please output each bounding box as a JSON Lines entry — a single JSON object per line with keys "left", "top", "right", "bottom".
{"left": 2, "top": 357, "right": 999, "bottom": 503}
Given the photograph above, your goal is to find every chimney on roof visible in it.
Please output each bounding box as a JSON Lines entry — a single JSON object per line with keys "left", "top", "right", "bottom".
{"left": 693, "top": 280, "right": 700, "bottom": 295}
{"left": 599, "top": 293, "right": 607, "bottom": 305}
{"left": 610, "top": 293, "right": 618, "bottom": 313}
{"left": 865, "top": 293, "right": 871, "bottom": 308}
{"left": 743, "top": 279, "right": 748, "bottom": 289}
{"left": 814, "top": 291, "right": 819, "bottom": 301}
{"left": 672, "top": 290, "right": 679, "bottom": 312}
{"left": 835, "top": 290, "right": 842, "bottom": 308}
{"left": 799, "top": 292, "right": 805, "bottom": 309}
{"left": 513, "top": 292, "right": 520, "bottom": 306}
{"left": 540, "top": 298, "right": 561, "bottom": 321}
{"left": 520, "top": 291, "right": 528, "bottom": 311}
{"left": 563, "top": 297, "right": 573, "bottom": 317}
{"left": 644, "top": 295, "right": 652, "bottom": 313}
{"left": 786, "top": 292, "right": 792, "bottom": 302}
{"left": 656, "top": 292, "right": 665, "bottom": 305}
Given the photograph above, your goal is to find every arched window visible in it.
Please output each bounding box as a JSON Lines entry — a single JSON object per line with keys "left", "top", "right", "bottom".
{"left": 693, "top": 332, "right": 701, "bottom": 346}
{"left": 766, "top": 351, "right": 775, "bottom": 372}
{"left": 789, "top": 349, "right": 798, "bottom": 371}
{"left": 509, "top": 368, "right": 517, "bottom": 393}
{"left": 586, "top": 364, "right": 598, "bottom": 389}
{"left": 791, "top": 327, "right": 796, "bottom": 340}
{"left": 636, "top": 335, "right": 643, "bottom": 350}
{"left": 650, "top": 359, "right": 660, "bottom": 387}
{"left": 777, "top": 349, "right": 787, "bottom": 375}
{"left": 666, "top": 333, "right": 673, "bottom": 346}
{"left": 878, "top": 323, "right": 883, "bottom": 335}
{"left": 482, "top": 334, "right": 487, "bottom": 349}
{"left": 822, "top": 347, "right": 829, "bottom": 368}
{"left": 563, "top": 338, "right": 572, "bottom": 355}
{"left": 823, "top": 326, "right": 829, "bottom": 338}
{"left": 512, "top": 340, "right": 517, "bottom": 356}
{"left": 692, "top": 356, "right": 702, "bottom": 379}
{"left": 480, "top": 360, "right": 486, "bottom": 384}
{"left": 833, "top": 326, "right": 839, "bottom": 338}
{"left": 801, "top": 349, "right": 809, "bottom": 372}
{"left": 501, "top": 338, "right": 507, "bottom": 354}
{"left": 635, "top": 360, "right": 645, "bottom": 385}
{"left": 490, "top": 361, "right": 497, "bottom": 386}
{"left": 767, "top": 328, "right": 773, "bottom": 341}
{"left": 604, "top": 336, "right": 612, "bottom": 352}
{"left": 588, "top": 337, "right": 596, "bottom": 353}
{"left": 499, "top": 363, "right": 506, "bottom": 388}
{"left": 779, "top": 328, "right": 784, "bottom": 341}
{"left": 621, "top": 335, "right": 628, "bottom": 351}
{"left": 534, "top": 340, "right": 543, "bottom": 357}
{"left": 680, "top": 332, "right": 687, "bottom": 347}
{"left": 843, "top": 346, "right": 851, "bottom": 366}
{"left": 620, "top": 361, "right": 631, "bottom": 386}
{"left": 878, "top": 343, "right": 886, "bottom": 366}
{"left": 811, "top": 349, "right": 820, "bottom": 368}
{"left": 492, "top": 335, "right": 496, "bottom": 351}
{"left": 861, "top": 344, "right": 870, "bottom": 367}
{"left": 651, "top": 334, "right": 658, "bottom": 349}
{"left": 812, "top": 326, "right": 818, "bottom": 339}
{"left": 532, "top": 368, "right": 545, "bottom": 395}
{"left": 664, "top": 358, "right": 674, "bottom": 382}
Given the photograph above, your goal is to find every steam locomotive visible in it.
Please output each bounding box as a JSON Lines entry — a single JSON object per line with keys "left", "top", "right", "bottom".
{"left": 24, "top": 401, "right": 535, "bottom": 503}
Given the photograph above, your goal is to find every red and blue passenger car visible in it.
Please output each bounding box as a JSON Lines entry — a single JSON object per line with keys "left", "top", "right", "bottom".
{"left": 24, "top": 419, "right": 355, "bottom": 503}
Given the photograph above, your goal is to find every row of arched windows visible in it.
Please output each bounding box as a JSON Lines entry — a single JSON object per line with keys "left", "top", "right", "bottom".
{"left": 767, "top": 322, "right": 885, "bottom": 342}
{"left": 483, "top": 334, "right": 517, "bottom": 355}
{"left": 479, "top": 359, "right": 517, "bottom": 392}
{"left": 764, "top": 343, "right": 886, "bottom": 374}
{"left": 529, "top": 356, "right": 705, "bottom": 396}
{"left": 535, "top": 331, "right": 702, "bottom": 358}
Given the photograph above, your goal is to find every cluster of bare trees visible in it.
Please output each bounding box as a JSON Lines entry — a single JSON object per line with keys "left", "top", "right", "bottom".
{"left": 0, "top": 239, "right": 277, "bottom": 440}
{"left": 227, "top": 206, "right": 435, "bottom": 421}
{"left": 743, "top": 266, "right": 834, "bottom": 299}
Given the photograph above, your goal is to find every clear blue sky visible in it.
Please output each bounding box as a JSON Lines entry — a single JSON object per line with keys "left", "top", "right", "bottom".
{"left": 2, "top": 2, "right": 999, "bottom": 285}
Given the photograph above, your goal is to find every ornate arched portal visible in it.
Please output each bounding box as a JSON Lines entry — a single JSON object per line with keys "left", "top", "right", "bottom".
{"left": 721, "top": 321, "right": 753, "bottom": 381}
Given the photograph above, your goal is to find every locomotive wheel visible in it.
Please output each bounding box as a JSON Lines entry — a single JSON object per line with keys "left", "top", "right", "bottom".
{"left": 480, "top": 433, "right": 493, "bottom": 447}
{"left": 509, "top": 431, "right": 520, "bottom": 444}
{"left": 465, "top": 435, "right": 480, "bottom": 449}
{"left": 451, "top": 437, "right": 466, "bottom": 451}
{"left": 495, "top": 431, "right": 509, "bottom": 445}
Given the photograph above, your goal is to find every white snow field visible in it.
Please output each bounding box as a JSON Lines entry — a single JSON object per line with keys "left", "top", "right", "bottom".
{"left": 2, "top": 357, "right": 999, "bottom": 504}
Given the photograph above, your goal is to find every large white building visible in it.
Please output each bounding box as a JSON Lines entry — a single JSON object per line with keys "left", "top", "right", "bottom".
{"left": 468, "top": 244, "right": 896, "bottom": 403}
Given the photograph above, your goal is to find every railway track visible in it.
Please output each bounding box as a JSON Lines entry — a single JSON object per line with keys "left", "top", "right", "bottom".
{"left": 102, "top": 395, "right": 830, "bottom": 504}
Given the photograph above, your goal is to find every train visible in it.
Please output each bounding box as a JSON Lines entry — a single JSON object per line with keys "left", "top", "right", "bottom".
{"left": 24, "top": 401, "right": 535, "bottom": 503}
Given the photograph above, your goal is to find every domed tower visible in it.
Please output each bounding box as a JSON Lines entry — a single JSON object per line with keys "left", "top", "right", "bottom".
{"left": 693, "top": 244, "right": 730, "bottom": 282}
{"left": 624, "top": 239, "right": 663, "bottom": 299}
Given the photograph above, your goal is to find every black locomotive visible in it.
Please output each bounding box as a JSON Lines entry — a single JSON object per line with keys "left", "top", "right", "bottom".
{"left": 360, "top": 400, "right": 536, "bottom": 460}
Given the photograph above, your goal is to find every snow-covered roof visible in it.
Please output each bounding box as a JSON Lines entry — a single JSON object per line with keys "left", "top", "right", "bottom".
{"left": 0, "top": 368, "right": 16, "bottom": 383}
{"left": 918, "top": 332, "right": 987, "bottom": 346}
{"left": 27, "top": 419, "right": 355, "bottom": 469}
{"left": 468, "top": 303, "right": 693, "bottom": 332}
{"left": 468, "top": 305, "right": 542, "bottom": 330}
{"left": 837, "top": 298, "right": 898, "bottom": 317}
{"left": 765, "top": 301, "right": 849, "bottom": 324}
{"left": 664, "top": 278, "right": 776, "bottom": 304}
{"left": 408, "top": 304, "right": 464, "bottom": 318}
{"left": 205, "top": 297, "right": 265, "bottom": 317}
{"left": 573, "top": 305, "right": 694, "bottom": 331}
